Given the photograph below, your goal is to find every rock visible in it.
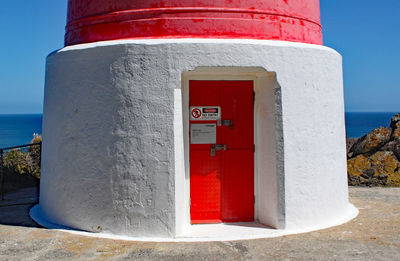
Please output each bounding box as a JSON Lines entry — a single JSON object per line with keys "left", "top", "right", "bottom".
{"left": 347, "top": 113, "right": 400, "bottom": 187}
{"left": 369, "top": 151, "right": 399, "bottom": 176}
{"left": 377, "top": 173, "right": 387, "bottom": 180}
{"left": 363, "top": 168, "right": 375, "bottom": 178}
{"left": 387, "top": 171, "right": 400, "bottom": 187}
{"left": 390, "top": 113, "right": 400, "bottom": 139}
{"left": 390, "top": 113, "right": 400, "bottom": 127}
{"left": 347, "top": 155, "right": 371, "bottom": 178}
{"left": 380, "top": 138, "right": 400, "bottom": 161}
{"left": 364, "top": 128, "right": 391, "bottom": 152}
{"left": 347, "top": 151, "right": 400, "bottom": 187}
{"left": 346, "top": 138, "right": 359, "bottom": 157}
{"left": 391, "top": 125, "right": 400, "bottom": 139}
{"left": 347, "top": 154, "right": 377, "bottom": 187}
{"left": 350, "top": 127, "right": 391, "bottom": 157}
{"left": 347, "top": 174, "right": 361, "bottom": 186}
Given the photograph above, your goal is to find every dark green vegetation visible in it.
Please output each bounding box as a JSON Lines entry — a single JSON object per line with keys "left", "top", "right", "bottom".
{"left": 1, "top": 135, "right": 41, "bottom": 194}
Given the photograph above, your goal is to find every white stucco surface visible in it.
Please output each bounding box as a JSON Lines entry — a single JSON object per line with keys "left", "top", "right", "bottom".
{"left": 33, "top": 39, "right": 354, "bottom": 239}
{"left": 30, "top": 204, "right": 358, "bottom": 242}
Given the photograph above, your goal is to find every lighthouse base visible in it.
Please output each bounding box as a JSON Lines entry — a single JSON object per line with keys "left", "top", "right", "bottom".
{"left": 30, "top": 204, "right": 358, "bottom": 242}
{"left": 34, "top": 39, "right": 355, "bottom": 239}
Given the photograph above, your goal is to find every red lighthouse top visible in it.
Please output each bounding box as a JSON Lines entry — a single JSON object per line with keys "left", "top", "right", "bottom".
{"left": 65, "top": 0, "right": 322, "bottom": 46}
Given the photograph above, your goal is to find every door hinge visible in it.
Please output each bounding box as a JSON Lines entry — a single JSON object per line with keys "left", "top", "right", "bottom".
{"left": 253, "top": 144, "right": 255, "bottom": 152}
{"left": 253, "top": 91, "right": 255, "bottom": 101}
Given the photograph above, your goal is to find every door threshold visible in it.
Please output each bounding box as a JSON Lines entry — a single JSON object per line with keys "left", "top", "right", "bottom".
{"left": 191, "top": 219, "right": 255, "bottom": 225}
{"left": 179, "top": 221, "right": 278, "bottom": 241}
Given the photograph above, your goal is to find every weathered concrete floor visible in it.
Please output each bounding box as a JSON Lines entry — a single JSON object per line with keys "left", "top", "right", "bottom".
{"left": 0, "top": 187, "right": 399, "bottom": 261}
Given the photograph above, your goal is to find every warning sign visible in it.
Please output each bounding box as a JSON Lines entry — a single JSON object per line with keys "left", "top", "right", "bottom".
{"left": 190, "top": 106, "right": 221, "bottom": 121}
{"left": 192, "top": 108, "right": 202, "bottom": 119}
{"left": 190, "top": 124, "right": 216, "bottom": 144}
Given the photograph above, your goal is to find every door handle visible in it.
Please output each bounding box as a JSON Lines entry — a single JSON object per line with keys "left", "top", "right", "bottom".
{"left": 210, "top": 144, "right": 227, "bottom": 156}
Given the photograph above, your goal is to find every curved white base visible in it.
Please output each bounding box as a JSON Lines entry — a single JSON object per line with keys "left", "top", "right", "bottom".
{"left": 30, "top": 203, "right": 358, "bottom": 242}
{"left": 39, "top": 38, "right": 349, "bottom": 238}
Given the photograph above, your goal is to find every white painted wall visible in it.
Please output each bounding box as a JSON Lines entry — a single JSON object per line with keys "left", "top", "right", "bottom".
{"left": 34, "top": 39, "right": 351, "bottom": 238}
{"left": 254, "top": 73, "right": 284, "bottom": 229}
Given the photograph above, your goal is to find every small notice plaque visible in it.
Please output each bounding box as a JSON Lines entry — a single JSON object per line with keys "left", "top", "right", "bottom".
{"left": 190, "top": 106, "right": 221, "bottom": 121}
{"left": 190, "top": 124, "right": 216, "bottom": 144}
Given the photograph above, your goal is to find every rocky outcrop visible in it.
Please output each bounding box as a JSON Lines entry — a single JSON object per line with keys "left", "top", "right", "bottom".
{"left": 390, "top": 114, "right": 400, "bottom": 139}
{"left": 346, "top": 138, "right": 359, "bottom": 155}
{"left": 347, "top": 113, "right": 400, "bottom": 187}
{"left": 348, "top": 127, "right": 391, "bottom": 158}
{"left": 380, "top": 139, "right": 400, "bottom": 160}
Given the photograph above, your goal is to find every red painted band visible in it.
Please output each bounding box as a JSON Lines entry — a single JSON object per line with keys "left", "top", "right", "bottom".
{"left": 66, "top": 0, "right": 323, "bottom": 46}
{"left": 67, "top": 7, "right": 322, "bottom": 30}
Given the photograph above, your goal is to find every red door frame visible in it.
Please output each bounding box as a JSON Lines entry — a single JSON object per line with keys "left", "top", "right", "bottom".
{"left": 189, "top": 80, "right": 255, "bottom": 224}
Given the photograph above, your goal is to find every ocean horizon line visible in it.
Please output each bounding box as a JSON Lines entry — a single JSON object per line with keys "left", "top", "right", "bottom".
{"left": 0, "top": 112, "right": 399, "bottom": 146}
{"left": 0, "top": 113, "right": 43, "bottom": 116}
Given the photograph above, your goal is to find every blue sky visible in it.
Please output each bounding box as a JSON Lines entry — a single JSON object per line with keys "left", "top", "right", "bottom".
{"left": 0, "top": 0, "right": 399, "bottom": 113}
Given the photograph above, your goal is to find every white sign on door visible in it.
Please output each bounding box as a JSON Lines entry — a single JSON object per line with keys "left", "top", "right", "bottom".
{"left": 190, "top": 124, "right": 216, "bottom": 144}
{"left": 190, "top": 106, "right": 221, "bottom": 121}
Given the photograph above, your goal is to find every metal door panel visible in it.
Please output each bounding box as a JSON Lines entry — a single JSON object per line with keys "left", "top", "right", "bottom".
{"left": 189, "top": 80, "right": 254, "bottom": 224}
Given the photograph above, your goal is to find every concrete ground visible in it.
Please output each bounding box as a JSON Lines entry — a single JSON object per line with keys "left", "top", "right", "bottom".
{"left": 0, "top": 187, "right": 399, "bottom": 261}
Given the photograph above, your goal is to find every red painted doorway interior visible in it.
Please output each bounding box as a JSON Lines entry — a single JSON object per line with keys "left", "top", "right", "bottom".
{"left": 189, "top": 80, "right": 254, "bottom": 224}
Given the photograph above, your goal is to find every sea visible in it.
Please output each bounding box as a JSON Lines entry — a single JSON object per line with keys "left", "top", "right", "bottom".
{"left": 0, "top": 114, "right": 43, "bottom": 148}
{"left": 0, "top": 112, "right": 398, "bottom": 148}
{"left": 345, "top": 112, "right": 397, "bottom": 138}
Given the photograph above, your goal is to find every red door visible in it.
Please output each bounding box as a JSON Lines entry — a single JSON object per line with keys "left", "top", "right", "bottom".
{"left": 189, "top": 80, "right": 254, "bottom": 224}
